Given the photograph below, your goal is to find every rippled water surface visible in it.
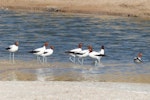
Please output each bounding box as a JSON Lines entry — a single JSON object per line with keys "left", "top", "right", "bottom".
{"left": 0, "top": 10, "right": 150, "bottom": 82}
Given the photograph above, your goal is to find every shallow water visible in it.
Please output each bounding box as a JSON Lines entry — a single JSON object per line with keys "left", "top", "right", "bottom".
{"left": 0, "top": 10, "right": 150, "bottom": 82}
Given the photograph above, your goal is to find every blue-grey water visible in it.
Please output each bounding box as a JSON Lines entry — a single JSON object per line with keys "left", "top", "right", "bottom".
{"left": 0, "top": 9, "right": 150, "bottom": 81}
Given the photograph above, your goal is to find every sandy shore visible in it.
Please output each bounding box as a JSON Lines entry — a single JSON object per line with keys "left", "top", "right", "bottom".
{"left": 0, "top": 0, "right": 150, "bottom": 19}
{"left": 0, "top": 81, "right": 149, "bottom": 100}
{"left": 0, "top": 60, "right": 150, "bottom": 99}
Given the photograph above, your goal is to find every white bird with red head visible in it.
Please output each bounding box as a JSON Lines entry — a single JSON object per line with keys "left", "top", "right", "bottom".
{"left": 41, "top": 46, "right": 54, "bottom": 63}
{"left": 88, "top": 45, "right": 105, "bottom": 66}
{"left": 134, "top": 52, "right": 143, "bottom": 63}
{"left": 29, "top": 42, "right": 48, "bottom": 63}
{"left": 6, "top": 41, "right": 19, "bottom": 63}
{"left": 65, "top": 43, "right": 83, "bottom": 63}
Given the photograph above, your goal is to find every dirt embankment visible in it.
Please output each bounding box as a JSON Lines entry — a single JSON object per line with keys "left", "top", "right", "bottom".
{"left": 0, "top": 0, "right": 150, "bottom": 19}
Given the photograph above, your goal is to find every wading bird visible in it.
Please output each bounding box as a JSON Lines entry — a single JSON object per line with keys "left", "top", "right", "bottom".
{"left": 88, "top": 45, "right": 105, "bottom": 66}
{"left": 65, "top": 43, "right": 83, "bottom": 63}
{"left": 134, "top": 52, "right": 143, "bottom": 63}
{"left": 75, "top": 46, "right": 90, "bottom": 65}
{"left": 41, "top": 46, "right": 54, "bottom": 63}
{"left": 29, "top": 42, "right": 48, "bottom": 63}
{"left": 6, "top": 41, "right": 19, "bottom": 63}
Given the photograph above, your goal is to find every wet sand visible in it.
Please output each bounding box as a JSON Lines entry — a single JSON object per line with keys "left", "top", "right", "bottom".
{"left": 0, "top": 60, "right": 150, "bottom": 83}
{"left": 0, "top": 0, "right": 150, "bottom": 19}
{"left": 0, "top": 81, "right": 150, "bottom": 100}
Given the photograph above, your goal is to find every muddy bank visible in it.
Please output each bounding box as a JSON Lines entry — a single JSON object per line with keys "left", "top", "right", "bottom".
{"left": 0, "top": 0, "right": 150, "bottom": 19}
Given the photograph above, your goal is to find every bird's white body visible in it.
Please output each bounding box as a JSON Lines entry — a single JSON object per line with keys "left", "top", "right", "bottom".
{"left": 41, "top": 48, "right": 53, "bottom": 57}
{"left": 69, "top": 48, "right": 82, "bottom": 57}
{"left": 134, "top": 57, "right": 142, "bottom": 63}
{"left": 32, "top": 46, "right": 46, "bottom": 56}
{"left": 77, "top": 49, "right": 89, "bottom": 58}
{"left": 76, "top": 49, "right": 89, "bottom": 65}
{"left": 7, "top": 44, "right": 19, "bottom": 52}
{"left": 40, "top": 46, "right": 54, "bottom": 63}
{"left": 99, "top": 49, "right": 104, "bottom": 55}
{"left": 89, "top": 51, "right": 102, "bottom": 62}
{"left": 88, "top": 46, "right": 105, "bottom": 66}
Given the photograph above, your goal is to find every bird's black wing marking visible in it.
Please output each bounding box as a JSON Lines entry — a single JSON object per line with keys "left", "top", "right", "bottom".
{"left": 96, "top": 54, "right": 106, "bottom": 56}
{"left": 134, "top": 57, "right": 143, "bottom": 63}
{"left": 44, "top": 51, "right": 48, "bottom": 54}
{"left": 75, "top": 52, "right": 84, "bottom": 55}
{"left": 29, "top": 51, "right": 39, "bottom": 53}
{"left": 6, "top": 47, "right": 10, "bottom": 50}
{"left": 65, "top": 51, "right": 75, "bottom": 54}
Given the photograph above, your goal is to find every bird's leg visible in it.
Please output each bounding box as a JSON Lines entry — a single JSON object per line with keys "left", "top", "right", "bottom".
{"left": 9, "top": 52, "right": 11, "bottom": 62}
{"left": 37, "top": 56, "right": 42, "bottom": 63}
{"left": 73, "top": 56, "right": 76, "bottom": 64}
{"left": 39, "top": 56, "right": 42, "bottom": 64}
{"left": 78, "top": 58, "right": 82, "bottom": 65}
{"left": 44, "top": 57, "right": 46, "bottom": 63}
{"left": 94, "top": 60, "right": 97, "bottom": 66}
{"left": 12, "top": 52, "right": 15, "bottom": 63}
{"left": 43, "top": 57, "right": 47, "bottom": 63}
{"left": 45, "top": 57, "right": 47, "bottom": 63}
{"left": 78, "top": 58, "right": 84, "bottom": 65}
{"left": 36, "top": 56, "right": 39, "bottom": 62}
{"left": 69, "top": 56, "right": 75, "bottom": 63}
{"left": 42, "top": 56, "right": 45, "bottom": 63}
{"left": 81, "top": 58, "right": 84, "bottom": 65}
{"left": 97, "top": 59, "right": 100, "bottom": 64}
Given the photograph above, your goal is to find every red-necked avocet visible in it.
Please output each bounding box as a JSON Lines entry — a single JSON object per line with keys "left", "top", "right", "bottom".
{"left": 134, "top": 52, "right": 143, "bottom": 63}
{"left": 29, "top": 42, "right": 48, "bottom": 62}
{"left": 6, "top": 41, "right": 19, "bottom": 63}
{"left": 65, "top": 43, "right": 83, "bottom": 63}
{"left": 88, "top": 45, "right": 105, "bottom": 66}
{"left": 41, "top": 46, "right": 54, "bottom": 63}
{"left": 76, "top": 46, "right": 90, "bottom": 65}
